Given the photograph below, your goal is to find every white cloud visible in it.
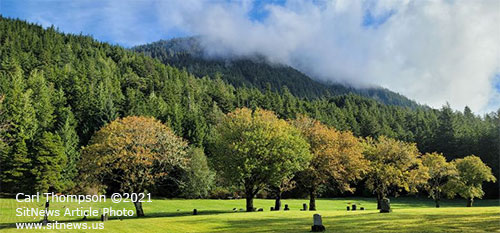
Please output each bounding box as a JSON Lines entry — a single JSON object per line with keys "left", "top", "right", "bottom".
{"left": 7, "top": 0, "right": 499, "bottom": 112}
{"left": 161, "top": 0, "right": 500, "bottom": 113}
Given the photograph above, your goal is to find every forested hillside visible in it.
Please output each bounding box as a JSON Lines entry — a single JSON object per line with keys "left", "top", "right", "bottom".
{"left": 0, "top": 17, "right": 498, "bottom": 197}
{"left": 133, "top": 37, "right": 420, "bottom": 108}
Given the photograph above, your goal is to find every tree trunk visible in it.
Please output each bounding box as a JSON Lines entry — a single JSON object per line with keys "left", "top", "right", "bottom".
{"left": 274, "top": 193, "right": 281, "bottom": 211}
{"left": 435, "top": 191, "right": 440, "bottom": 208}
{"left": 134, "top": 201, "right": 145, "bottom": 217}
{"left": 466, "top": 198, "right": 473, "bottom": 207}
{"left": 376, "top": 192, "right": 382, "bottom": 210}
{"left": 309, "top": 189, "right": 316, "bottom": 211}
{"left": 244, "top": 182, "right": 256, "bottom": 212}
{"left": 246, "top": 195, "right": 254, "bottom": 212}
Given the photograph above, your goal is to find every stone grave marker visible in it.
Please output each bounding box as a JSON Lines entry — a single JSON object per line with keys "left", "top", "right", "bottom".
{"left": 41, "top": 201, "right": 50, "bottom": 225}
{"left": 380, "top": 198, "right": 391, "bottom": 213}
{"left": 311, "top": 214, "right": 326, "bottom": 232}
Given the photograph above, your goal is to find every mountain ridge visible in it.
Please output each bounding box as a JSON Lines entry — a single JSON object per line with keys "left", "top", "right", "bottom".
{"left": 133, "top": 37, "right": 421, "bottom": 108}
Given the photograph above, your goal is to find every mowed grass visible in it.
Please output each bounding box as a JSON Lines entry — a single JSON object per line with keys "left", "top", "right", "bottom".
{"left": 0, "top": 197, "right": 499, "bottom": 232}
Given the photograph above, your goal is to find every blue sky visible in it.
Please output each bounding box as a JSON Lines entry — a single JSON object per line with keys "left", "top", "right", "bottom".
{"left": 1, "top": 0, "right": 499, "bottom": 113}
{"left": 0, "top": 0, "right": 187, "bottom": 47}
{"left": 0, "top": 0, "right": 285, "bottom": 47}
{"left": 0, "top": 0, "right": 394, "bottom": 47}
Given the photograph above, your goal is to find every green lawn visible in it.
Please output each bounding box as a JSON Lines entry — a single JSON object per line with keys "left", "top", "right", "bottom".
{"left": 0, "top": 197, "right": 499, "bottom": 232}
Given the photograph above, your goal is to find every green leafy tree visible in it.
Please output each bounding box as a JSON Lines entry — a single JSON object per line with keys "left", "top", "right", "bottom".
{"left": 180, "top": 147, "right": 215, "bottom": 198}
{"left": 293, "top": 115, "right": 369, "bottom": 210}
{"left": 363, "top": 136, "right": 429, "bottom": 209}
{"left": 447, "top": 155, "right": 496, "bottom": 207}
{"left": 211, "top": 108, "right": 311, "bottom": 211}
{"left": 81, "top": 116, "right": 188, "bottom": 216}
{"left": 421, "top": 152, "right": 457, "bottom": 207}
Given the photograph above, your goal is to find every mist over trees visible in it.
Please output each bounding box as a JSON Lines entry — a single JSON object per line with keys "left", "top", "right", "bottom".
{"left": 0, "top": 17, "right": 498, "bottom": 202}
{"left": 132, "top": 37, "right": 420, "bottom": 108}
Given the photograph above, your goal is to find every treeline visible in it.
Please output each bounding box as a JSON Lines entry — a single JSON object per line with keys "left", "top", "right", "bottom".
{"left": 0, "top": 16, "right": 498, "bottom": 197}
{"left": 132, "top": 37, "right": 420, "bottom": 108}
{"left": 82, "top": 112, "right": 495, "bottom": 216}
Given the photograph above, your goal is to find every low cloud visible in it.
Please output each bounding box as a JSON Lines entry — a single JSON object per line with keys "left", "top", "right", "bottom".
{"left": 160, "top": 0, "right": 500, "bottom": 113}
{"left": 3, "top": 0, "right": 500, "bottom": 112}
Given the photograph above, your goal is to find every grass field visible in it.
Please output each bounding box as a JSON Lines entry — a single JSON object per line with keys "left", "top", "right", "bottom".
{"left": 0, "top": 197, "right": 499, "bottom": 232}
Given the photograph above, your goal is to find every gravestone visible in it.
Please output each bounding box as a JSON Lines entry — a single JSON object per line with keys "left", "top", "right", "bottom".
{"left": 303, "top": 203, "right": 308, "bottom": 211}
{"left": 239, "top": 208, "right": 245, "bottom": 212}
{"left": 360, "top": 207, "right": 365, "bottom": 210}
{"left": 41, "top": 201, "right": 50, "bottom": 225}
{"left": 351, "top": 204, "right": 357, "bottom": 211}
{"left": 346, "top": 206, "right": 350, "bottom": 211}
{"left": 270, "top": 207, "right": 274, "bottom": 211}
{"left": 311, "top": 214, "right": 326, "bottom": 232}
{"left": 193, "top": 209, "right": 198, "bottom": 215}
{"left": 257, "top": 208, "right": 263, "bottom": 212}
{"left": 284, "top": 204, "right": 290, "bottom": 211}
{"left": 101, "top": 214, "right": 108, "bottom": 221}
{"left": 380, "top": 198, "right": 391, "bottom": 213}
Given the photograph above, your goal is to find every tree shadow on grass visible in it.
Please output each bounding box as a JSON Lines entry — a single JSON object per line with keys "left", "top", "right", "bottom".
{"left": 327, "top": 211, "right": 500, "bottom": 233}
{"left": 0, "top": 209, "right": 233, "bottom": 230}
{"left": 169, "top": 211, "right": 500, "bottom": 233}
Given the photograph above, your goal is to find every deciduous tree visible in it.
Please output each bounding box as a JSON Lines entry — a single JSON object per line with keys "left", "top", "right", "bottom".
{"left": 421, "top": 152, "right": 457, "bottom": 207}
{"left": 293, "top": 116, "right": 368, "bottom": 211}
{"left": 211, "top": 108, "right": 311, "bottom": 212}
{"left": 363, "top": 136, "right": 429, "bottom": 209}
{"left": 81, "top": 116, "right": 188, "bottom": 216}
{"left": 447, "top": 155, "right": 496, "bottom": 207}
{"left": 180, "top": 147, "right": 215, "bottom": 198}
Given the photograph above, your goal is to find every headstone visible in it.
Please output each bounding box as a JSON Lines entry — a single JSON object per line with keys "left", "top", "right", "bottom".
{"left": 101, "top": 214, "right": 108, "bottom": 221}
{"left": 239, "top": 208, "right": 245, "bottom": 212}
{"left": 270, "top": 207, "right": 274, "bottom": 211}
{"left": 346, "top": 206, "right": 350, "bottom": 211}
{"left": 40, "top": 201, "right": 50, "bottom": 225}
{"left": 352, "top": 204, "right": 357, "bottom": 211}
{"left": 360, "top": 207, "right": 364, "bottom": 210}
{"left": 193, "top": 209, "right": 198, "bottom": 215}
{"left": 233, "top": 208, "right": 237, "bottom": 212}
{"left": 380, "top": 198, "right": 391, "bottom": 213}
{"left": 284, "top": 204, "right": 290, "bottom": 211}
{"left": 303, "top": 203, "right": 308, "bottom": 211}
{"left": 257, "top": 208, "right": 263, "bottom": 212}
{"left": 311, "top": 214, "right": 326, "bottom": 232}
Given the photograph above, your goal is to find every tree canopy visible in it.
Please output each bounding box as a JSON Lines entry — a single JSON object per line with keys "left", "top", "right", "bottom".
{"left": 211, "top": 108, "right": 311, "bottom": 211}
{"left": 363, "top": 136, "right": 429, "bottom": 209}
{"left": 421, "top": 152, "right": 458, "bottom": 207}
{"left": 447, "top": 155, "right": 496, "bottom": 207}
{"left": 81, "top": 116, "right": 188, "bottom": 216}
{"left": 293, "top": 115, "right": 369, "bottom": 210}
